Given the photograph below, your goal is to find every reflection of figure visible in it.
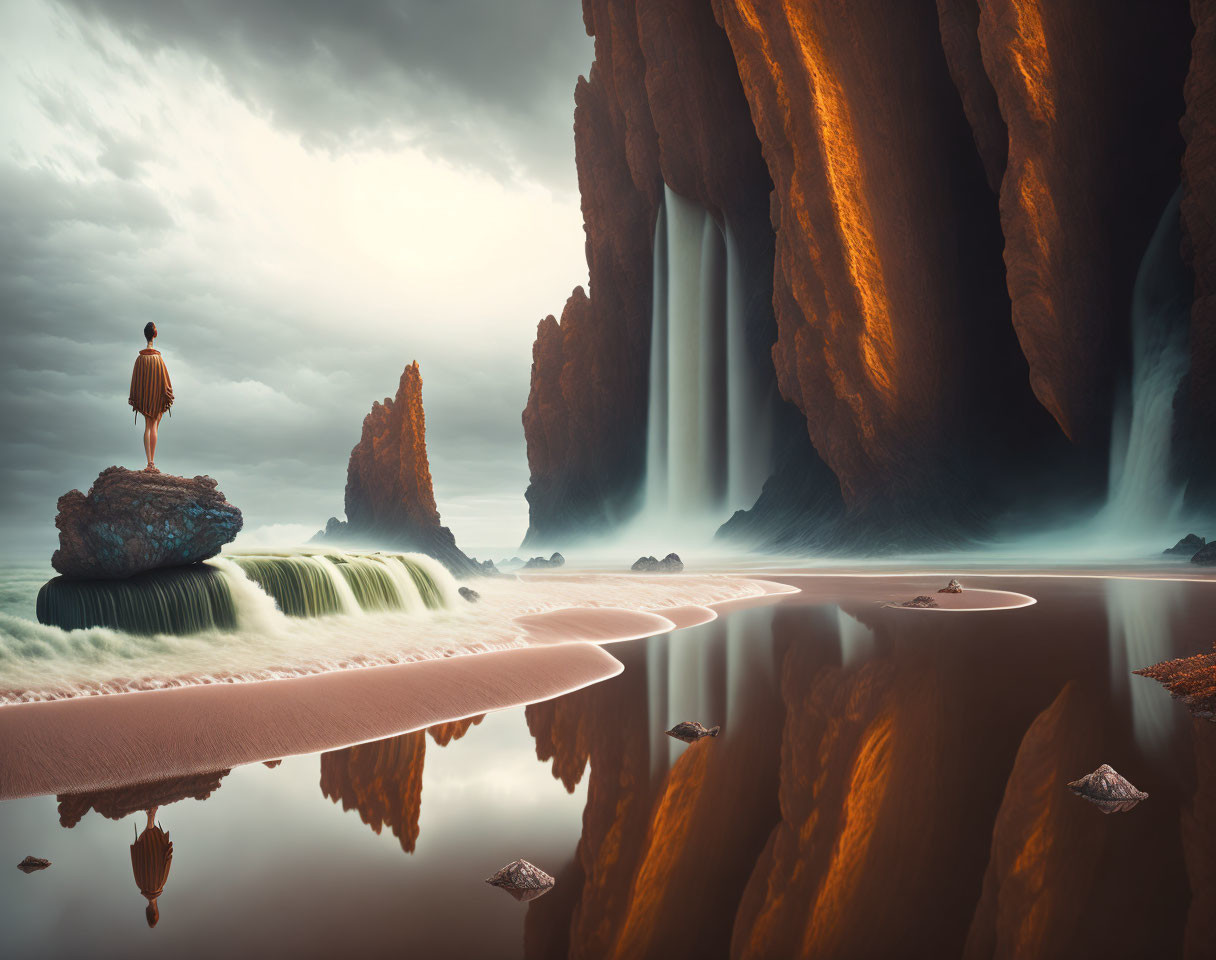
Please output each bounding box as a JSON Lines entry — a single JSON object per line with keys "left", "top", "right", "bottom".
{"left": 128, "top": 321, "right": 174, "bottom": 472}
{"left": 131, "top": 807, "right": 173, "bottom": 928}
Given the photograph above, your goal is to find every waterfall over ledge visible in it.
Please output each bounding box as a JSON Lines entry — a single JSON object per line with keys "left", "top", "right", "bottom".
{"left": 1099, "top": 187, "right": 1191, "bottom": 536}
{"left": 644, "top": 185, "right": 775, "bottom": 526}
{"left": 36, "top": 550, "right": 460, "bottom": 635}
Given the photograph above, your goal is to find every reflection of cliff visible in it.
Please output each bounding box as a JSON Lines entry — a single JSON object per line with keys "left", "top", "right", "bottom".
{"left": 525, "top": 595, "right": 1200, "bottom": 958}
{"left": 523, "top": 0, "right": 1202, "bottom": 542}
{"left": 320, "top": 717, "right": 483, "bottom": 853}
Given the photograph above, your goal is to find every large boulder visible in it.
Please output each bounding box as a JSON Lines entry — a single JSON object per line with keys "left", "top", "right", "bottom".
{"left": 1165, "top": 533, "right": 1207, "bottom": 557}
{"left": 1194, "top": 542, "right": 1216, "bottom": 566}
{"left": 631, "top": 553, "right": 684, "bottom": 573}
{"left": 523, "top": 552, "right": 565, "bottom": 570}
{"left": 52, "top": 467, "right": 242, "bottom": 579}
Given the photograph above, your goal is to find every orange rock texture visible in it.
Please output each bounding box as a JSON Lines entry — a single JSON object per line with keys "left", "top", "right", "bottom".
{"left": 521, "top": 591, "right": 1201, "bottom": 958}
{"left": 523, "top": 0, "right": 1200, "bottom": 538}
{"left": 331, "top": 361, "right": 476, "bottom": 573}
{"left": 319, "top": 718, "right": 483, "bottom": 854}
{"left": 320, "top": 731, "right": 428, "bottom": 853}
{"left": 974, "top": 0, "right": 1190, "bottom": 446}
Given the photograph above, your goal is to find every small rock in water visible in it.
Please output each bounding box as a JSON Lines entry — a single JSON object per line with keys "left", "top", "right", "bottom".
{"left": 458, "top": 586, "right": 480, "bottom": 603}
{"left": 665, "top": 721, "right": 721, "bottom": 743}
{"left": 1193, "top": 542, "right": 1216, "bottom": 566}
{"left": 901, "top": 595, "right": 939, "bottom": 608}
{"left": 522, "top": 552, "right": 565, "bottom": 570}
{"left": 631, "top": 553, "right": 684, "bottom": 573}
{"left": 1067, "top": 763, "right": 1148, "bottom": 813}
{"left": 485, "top": 858, "right": 556, "bottom": 901}
{"left": 1164, "top": 533, "right": 1207, "bottom": 558}
{"left": 17, "top": 856, "right": 51, "bottom": 873}
{"left": 938, "top": 578, "right": 963, "bottom": 594}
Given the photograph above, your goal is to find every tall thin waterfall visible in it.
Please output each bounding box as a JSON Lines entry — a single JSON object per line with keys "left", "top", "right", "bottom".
{"left": 1102, "top": 188, "right": 1190, "bottom": 533}
{"left": 645, "top": 185, "right": 773, "bottom": 521}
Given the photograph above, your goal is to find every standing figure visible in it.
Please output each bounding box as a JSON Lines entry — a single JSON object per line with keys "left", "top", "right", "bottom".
{"left": 129, "top": 322, "right": 173, "bottom": 472}
{"left": 130, "top": 807, "right": 173, "bottom": 928}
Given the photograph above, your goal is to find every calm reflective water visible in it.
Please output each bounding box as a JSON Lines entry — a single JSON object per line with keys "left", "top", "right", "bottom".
{"left": 2, "top": 576, "right": 1215, "bottom": 959}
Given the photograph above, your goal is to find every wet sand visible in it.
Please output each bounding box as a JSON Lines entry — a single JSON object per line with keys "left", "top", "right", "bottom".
{"left": 0, "top": 642, "right": 622, "bottom": 799}
{"left": 0, "top": 572, "right": 1027, "bottom": 800}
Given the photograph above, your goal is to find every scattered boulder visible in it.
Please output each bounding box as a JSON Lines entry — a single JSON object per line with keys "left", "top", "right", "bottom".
{"left": 17, "top": 856, "right": 51, "bottom": 873}
{"left": 938, "top": 578, "right": 963, "bottom": 593}
{"left": 1066, "top": 763, "right": 1148, "bottom": 813}
{"left": 523, "top": 552, "right": 565, "bottom": 570}
{"left": 458, "top": 586, "right": 480, "bottom": 603}
{"left": 485, "top": 858, "right": 555, "bottom": 901}
{"left": 901, "top": 595, "right": 939, "bottom": 608}
{"left": 52, "top": 467, "right": 243, "bottom": 579}
{"left": 665, "top": 721, "right": 721, "bottom": 743}
{"left": 1194, "top": 542, "right": 1216, "bottom": 566}
{"left": 631, "top": 553, "right": 684, "bottom": 573}
{"left": 1164, "top": 533, "right": 1206, "bottom": 557}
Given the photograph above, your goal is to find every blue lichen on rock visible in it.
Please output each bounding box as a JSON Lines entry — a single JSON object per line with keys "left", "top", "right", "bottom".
{"left": 51, "top": 466, "right": 243, "bottom": 579}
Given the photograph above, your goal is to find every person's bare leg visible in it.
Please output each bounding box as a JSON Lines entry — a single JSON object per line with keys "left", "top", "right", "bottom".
{"left": 148, "top": 414, "right": 161, "bottom": 470}
{"left": 143, "top": 416, "right": 153, "bottom": 469}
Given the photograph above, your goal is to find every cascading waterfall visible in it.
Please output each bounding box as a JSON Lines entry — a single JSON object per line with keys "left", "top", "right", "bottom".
{"left": 645, "top": 185, "right": 774, "bottom": 522}
{"left": 36, "top": 551, "right": 459, "bottom": 635}
{"left": 1101, "top": 188, "right": 1191, "bottom": 535}
{"left": 36, "top": 565, "right": 239, "bottom": 635}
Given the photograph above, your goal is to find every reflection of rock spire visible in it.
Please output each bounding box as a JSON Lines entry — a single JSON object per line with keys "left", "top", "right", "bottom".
{"left": 319, "top": 718, "right": 482, "bottom": 853}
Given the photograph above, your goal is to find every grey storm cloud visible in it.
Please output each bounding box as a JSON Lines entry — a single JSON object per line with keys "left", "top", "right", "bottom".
{"left": 0, "top": 0, "right": 591, "bottom": 557}
{"left": 57, "top": 0, "right": 593, "bottom": 188}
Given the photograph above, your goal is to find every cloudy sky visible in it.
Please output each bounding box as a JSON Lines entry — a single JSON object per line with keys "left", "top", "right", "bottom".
{"left": 0, "top": 0, "right": 592, "bottom": 557}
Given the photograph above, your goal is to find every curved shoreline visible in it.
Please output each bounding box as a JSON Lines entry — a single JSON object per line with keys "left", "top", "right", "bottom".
{"left": 0, "top": 576, "right": 797, "bottom": 798}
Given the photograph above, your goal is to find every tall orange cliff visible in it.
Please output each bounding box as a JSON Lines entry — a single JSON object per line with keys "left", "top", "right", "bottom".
{"left": 318, "top": 361, "right": 478, "bottom": 574}
{"left": 522, "top": 0, "right": 1203, "bottom": 544}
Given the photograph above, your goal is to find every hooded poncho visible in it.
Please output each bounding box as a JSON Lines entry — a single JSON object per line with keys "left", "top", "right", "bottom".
{"left": 129, "top": 348, "right": 174, "bottom": 420}
{"left": 130, "top": 822, "right": 173, "bottom": 901}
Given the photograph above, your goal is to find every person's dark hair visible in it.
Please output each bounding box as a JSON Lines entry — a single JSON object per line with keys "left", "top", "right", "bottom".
{"left": 143, "top": 322, "right": 157, "bottom": 342}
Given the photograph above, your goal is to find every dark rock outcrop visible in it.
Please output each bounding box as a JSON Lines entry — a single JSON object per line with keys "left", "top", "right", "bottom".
{"left": 458, "top": 586, "right": 480, "bottom": 603}
{"left": 901, "top": 596, "right": 939, "bottom": 608}
{"left": 1194, "top": 542, "right": 1216, "bottom": 566}
{"left": 17, "top": 856, "right": 51, "bottom": 873}
{"left": 939, "top": 578, "right": 964, "bottom": 594}
{"left": 665, "top": 721, "right": 720, "bottom": 743}
{"left": 486, "top": 858, "right": 556, "bottom": 902}
{"left": 1166, "top": 533, "right": 1208, "bottom": 557}
{"left": 1181, "top": 0, "right": 1216, "bottom": 509}
{"left": 315, "top": 362, "right": 479, "bottom": 576}
{"left": 631, "top": 553, "right": 684, "bottom": 573}
{"left": 523, "top": 552, "right": 566, "bottom": 570}
{"left": 1066, "top": 763, "right": 1149, "bottom": 814}
{"left": 51, "top": 467, "right": 242, "bottom": 580}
